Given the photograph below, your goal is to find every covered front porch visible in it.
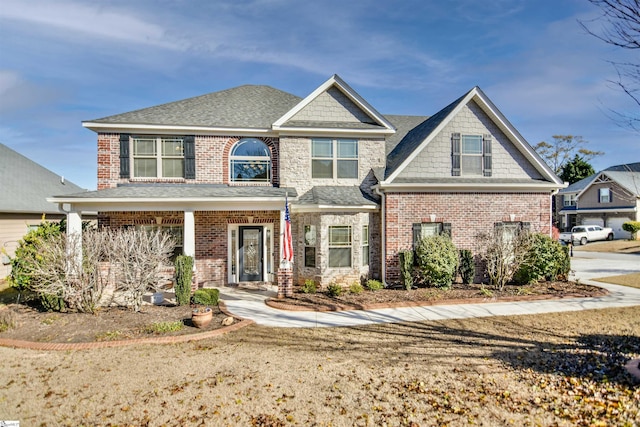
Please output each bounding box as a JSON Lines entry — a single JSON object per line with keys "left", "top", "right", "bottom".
{"left": 49, "top": 184, "right": 297, "bottom": 290}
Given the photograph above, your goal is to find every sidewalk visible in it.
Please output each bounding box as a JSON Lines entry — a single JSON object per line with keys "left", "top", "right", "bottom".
{"left": 219, "top": 253, "right": 640, "bottom": 328}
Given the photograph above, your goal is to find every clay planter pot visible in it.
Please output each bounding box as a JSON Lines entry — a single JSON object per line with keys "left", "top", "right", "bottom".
{"left": 192, "top": 307, "right": 213, "bottom": 328}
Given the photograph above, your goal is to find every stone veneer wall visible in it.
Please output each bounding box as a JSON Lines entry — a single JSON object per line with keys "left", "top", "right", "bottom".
{"left": 383, "top": 192, "right": 551, "bottom": 282}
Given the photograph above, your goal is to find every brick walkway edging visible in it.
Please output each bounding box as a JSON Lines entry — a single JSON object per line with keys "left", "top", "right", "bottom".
{"left": 0, "top": 301, "right": 254, "bottom": 351}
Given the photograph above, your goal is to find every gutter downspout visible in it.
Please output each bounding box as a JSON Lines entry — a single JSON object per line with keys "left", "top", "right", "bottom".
{"left": 373, "top": 184, "right": 386, "bottom": 284}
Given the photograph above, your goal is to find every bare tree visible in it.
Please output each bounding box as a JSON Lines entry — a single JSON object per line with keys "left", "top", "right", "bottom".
{"left": 580, "top": 0, "right": 640, "bottom": 130}
{"left": 476, "top": 228, "right": 533, "bottom": 291}
{"left": 534, "top": 135, "right": 603, "bottom": 173}
{"left": 106, "top": 228, "right": 175, "bottom": 312}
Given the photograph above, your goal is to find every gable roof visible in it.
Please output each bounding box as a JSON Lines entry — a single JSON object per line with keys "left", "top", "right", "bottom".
{"left": 0, "top": 143, "right": 85, "bottom": 214}
{"left": 383, "top": 114, "right": 430, "bottom": 155}
{"left": 294, "top": 186, "right": 378, "bottom": 211}
{"left": 273, "top": 74, "right": 395, "bottom": 134}
{"left": 381, "top": 86, "right": 562, "bottom": 186}
{"left": 83, "top": 85, "right": 302, "bottom": 132}
{"left": 559, "top": 162, "right": 640, "bottom": 197}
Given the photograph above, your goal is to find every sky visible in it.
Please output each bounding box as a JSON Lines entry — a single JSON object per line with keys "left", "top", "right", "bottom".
{"left": 1, "top": 0, "right": 638, "bottom": 190}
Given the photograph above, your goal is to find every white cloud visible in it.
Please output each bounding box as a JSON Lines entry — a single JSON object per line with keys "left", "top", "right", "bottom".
{"left": 0, "top": 0, "right": 182, "bottom": 49}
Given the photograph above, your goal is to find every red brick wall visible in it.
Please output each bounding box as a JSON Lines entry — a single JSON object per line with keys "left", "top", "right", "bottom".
{"left": 384, "top": 192, "right": 551, "bottom": 282}
{"left": 98, "top": 210, "right": 280, "bottom": 286}
{"left": 97, "top": 133, "right": 280, "bottom": 189}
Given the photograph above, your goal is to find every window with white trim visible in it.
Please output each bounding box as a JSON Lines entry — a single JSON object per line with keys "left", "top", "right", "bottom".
{"left": 451, "top": 133, "right": 492, "bottom": 176}
{"left": 328, "top": 225, "right": 352, "bottom": 268}
{"left": 461, "top": 135, "right": 483, "bottom": 175}
{"left": 311, "top": 138, "right": 358, "bottom": 179}
{"left": 138, "top": 225, "right": 183, "bottom": 260}
{"left": 412, "top": 222, "right": 451, "bottom": 249}
{"left": 132, "top": 137, "right": 184, "bottom": 178}
{"left": 304, "top": 225, "right": 316, "bottom": 268}
{"left": 362, "top": 225, "right": 369, "bottom": 266}
{"left": 563, "top": 194, "right": 577, "bottom": 207}
{"left": 599, "top": 188, "right": 611, "bottom": 203}
{"left": 230, "top": 138, "right": 271, "bottom": 182}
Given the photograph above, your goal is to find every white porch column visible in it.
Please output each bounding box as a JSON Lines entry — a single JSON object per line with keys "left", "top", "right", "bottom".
{"left": 66, "top": 210, "right": 83, "bottom": 273}
{"left": 183, "top": 209, "right": 195, "bottom": 257}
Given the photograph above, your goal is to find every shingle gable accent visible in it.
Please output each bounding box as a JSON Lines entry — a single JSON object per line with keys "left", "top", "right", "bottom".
{"left": 273, "top": 74, "right": 395, "bottom": 133}
{"left": 382, "top": 87, "right": 562, "bottom": 187}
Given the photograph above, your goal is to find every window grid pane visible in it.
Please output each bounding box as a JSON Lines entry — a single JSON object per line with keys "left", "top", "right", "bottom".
{"left": 337, "top": 139, "right": 358, "bottom": 158}
{"left": 312, "top": 139, "right": 333, "bottom": 157}
{"left": 329, "top": 248, "right": 351, "bottom": 268}
{"left": 134, "top": 158, "right": 157, "bottom": 177}
{"left": 230, "top": 138, "right": 272, "bottom": 182}
{"left": 462, "top": 135, "right": 482, "bottom": 154}
{"left": 312, "top": 160, "right": 333, "bottom": 178}
{"left": 161, "top": 138, "right": 184, "bottom": 157}
{"left": 133, "top": 138, "right": 156, "bottom": 156}
{"left": 337, "top": 160, "right": 358, "bottom": 178}
{"left": 162, "top": 158, "right": 184, "bottom": 178}
{"left": 329, "top": 226, "right": 352, "bottom": 246}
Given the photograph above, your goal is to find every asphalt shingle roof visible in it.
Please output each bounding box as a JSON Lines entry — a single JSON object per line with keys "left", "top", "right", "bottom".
{"left": 0, "top": 143, "right": 86, "bottom": 213}
{"left": 296, "top": 186, "right": 378, "bottom": 206}
{"left": 383, "top": 91, "right": 470, "bottom": 179}
{"left": 383, "top": 114, "right": 430, "bottom": 155}
{"left": 88, "top": 85, "right": 302, "bottom": 129}
{"left": 58, "top": 184, "right": 297, "bottom": 200}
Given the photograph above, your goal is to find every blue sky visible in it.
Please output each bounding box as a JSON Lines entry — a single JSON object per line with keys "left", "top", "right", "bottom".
{"left": 1, "top": 0, "right": 637, "bottom": 190}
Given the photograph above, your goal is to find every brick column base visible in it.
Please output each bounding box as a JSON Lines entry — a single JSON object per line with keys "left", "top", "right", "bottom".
{"left": 277, "top": 268, "right": 293, "bottom": 299}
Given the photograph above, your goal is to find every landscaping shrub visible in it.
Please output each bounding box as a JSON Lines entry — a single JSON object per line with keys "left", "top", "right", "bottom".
{"left": 476, "top": 228, "right": 532, "bottom": 291}
{"left": 191, "top": 288, "right": 219, "bottom": 306}
{"left": 300, "top": 279, "right": 317, "bottom": 294}
{"left": 174, "top": 255, "right": 193, "bottom": 306}
{"left": 365, "top": 279, "right": 384, "bottom": 291}
{"left": 415, "top": 235, "right": 458, "bottom": 288}
{"left": 349, "top": 282, "right": 364, "bottom": 294}
{"left": 9, "top": 220, "right": 62, "bottom": 299}
{"left": 326, "top": 283, "right": 343, "bottom": 297}
{"left": 515, "top": 233, "right": 570, "bottom": 285}
{"left": 622, "top": 221, "right": 640, "bottom": 240}
{"left": 144, "top": 321, "right": 184, "bottom": 334}
{"left": 398, "top": 250, "right": 414, "bottom": 290}
{"left": 458, "top": 249, "right": 475, "bottom": 285}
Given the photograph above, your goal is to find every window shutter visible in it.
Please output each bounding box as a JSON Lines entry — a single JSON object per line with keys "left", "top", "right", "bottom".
{"left": 184, "top": 135, "right": 196, "bottom": 179}
{"left": 609, "top": 188, "right": 613, "bottom": 203}
{"left": 119, "top": 134, "right": 130, "bottom": 178}
{"left": 451, "top": 133, "right": 461, "bottom": 176}
{"left": 412, "top": 223, "right": 421, "bottom": 249}
{"left": 442, "top": 223, "right": 452, "bottom": 238}
{"left": 483, "top": 134, "right": 492, "bottom": 177}
{"left": 598, "top": 188, "right": 603, "bottom": 203}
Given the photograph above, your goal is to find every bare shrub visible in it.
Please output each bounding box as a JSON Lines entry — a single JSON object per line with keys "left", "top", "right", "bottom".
{"left": 476, "top": 228, "right": 533, "bottom": 291}
{"left": 105, "top": 228, "right": 175, "bottom": 312}
{"left": 27, "top": 230, "right": 110, "bottom": 313}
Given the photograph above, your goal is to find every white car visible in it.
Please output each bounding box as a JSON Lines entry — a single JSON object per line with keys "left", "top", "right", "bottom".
{"left": 559, "top": 225, "right": 614, "bottom": 246}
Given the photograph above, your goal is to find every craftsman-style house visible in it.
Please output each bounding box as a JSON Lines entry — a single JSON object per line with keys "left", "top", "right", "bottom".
{"left": 50, "top": 75, "right": 563, "bottom": 290}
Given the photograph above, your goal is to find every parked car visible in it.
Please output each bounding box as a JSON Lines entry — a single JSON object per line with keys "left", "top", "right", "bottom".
{"left": 559, "top": 225, "right": 614, "bottom": 245}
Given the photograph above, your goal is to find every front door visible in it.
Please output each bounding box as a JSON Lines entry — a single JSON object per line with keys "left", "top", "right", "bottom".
{"left": 239, "top": 226, "right": 263, "bottom": 281}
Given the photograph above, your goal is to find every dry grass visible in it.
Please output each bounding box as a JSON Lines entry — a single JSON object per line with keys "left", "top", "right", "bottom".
{"left": 2, "top": 307, "right": 639, "bottom": 426}
{"left": 575, "top": 239, "right": 640, "bottom": 254}
{"left": 593, "top": 272, "right": 640, "bottom": 288}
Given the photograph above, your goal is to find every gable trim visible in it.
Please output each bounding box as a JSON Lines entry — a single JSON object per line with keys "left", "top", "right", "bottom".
{"left": 383, "top": 87, "right": 563, "bottom": 186}
{"left": 272, "top": 74, "right": 396, "bottom": 132}
{"left": 376, "top": 182, "right": 561, "bottom": 193}
{"left": 576, "top": 171, "right": 638, "bottom": 200}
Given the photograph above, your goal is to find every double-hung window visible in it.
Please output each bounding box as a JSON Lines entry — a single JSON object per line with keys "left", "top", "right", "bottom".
{"left": 304, "top": 225, "right": 316, "bottom": 268}
{"left": 412, "top": 222, "right": 451, "bottom": 249}
{"left": 599, "top": 188, "right": 611, "bottom": 203}
{"left": 133, "top": 137, "right": 184, "bottom": 178}
{"left": 362, "top": 225, "right": 369, "bottom": 266}
{"left": 563, "top": 194, "right": 577, "bottom": 207}
{"left": 312, "top": 139, "right": 358, "bottom": 179}
{"left": 328, "top": 225, "right": 352, "bottom": 268}
{"left": 451, "top": 133, "right": 492, "bottom": 176}
{"left": 138, "top": 225, "right": 183, "bottom": 260}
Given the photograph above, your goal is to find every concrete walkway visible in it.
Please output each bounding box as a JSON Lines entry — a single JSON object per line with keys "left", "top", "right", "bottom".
{"left": 219, "top": 252, "right": 640, "bottom": 328}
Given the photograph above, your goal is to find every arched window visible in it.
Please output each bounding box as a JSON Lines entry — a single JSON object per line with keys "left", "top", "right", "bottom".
{"left": 230, "top": 138, "right": 271, "bottom": 182}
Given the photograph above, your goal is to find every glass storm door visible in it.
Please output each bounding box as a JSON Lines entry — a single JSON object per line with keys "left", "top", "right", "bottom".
{"left": 239, "top": 226, "right": 263, "bottom": 281}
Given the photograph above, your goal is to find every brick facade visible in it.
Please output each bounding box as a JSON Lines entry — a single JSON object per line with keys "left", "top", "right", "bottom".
{"left": 383, "top": 192, "right": 551, "bottom": 282}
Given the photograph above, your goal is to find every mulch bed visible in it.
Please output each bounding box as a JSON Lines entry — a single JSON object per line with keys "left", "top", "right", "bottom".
{"left": 267, "top": 281, "right": 609, "bottom": 311}
{"left": 0, "top": 303, "right": 231, "bottom": 344}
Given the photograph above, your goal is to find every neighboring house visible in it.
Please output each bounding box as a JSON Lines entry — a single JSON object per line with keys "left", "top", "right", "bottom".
{"left": 0, "top": 143, "right": 86, "bottom": 277}
{"left": 50, "top": 75, "right": 563, "bottom": 289}
{"left": 557, "top": 162, "right": 640, "bottom": 239}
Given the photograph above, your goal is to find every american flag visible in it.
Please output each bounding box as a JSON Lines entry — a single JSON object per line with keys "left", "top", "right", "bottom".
{"left": 282, "top": 195, "right": 293, "bottom": 262}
